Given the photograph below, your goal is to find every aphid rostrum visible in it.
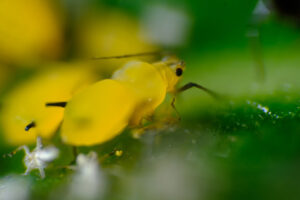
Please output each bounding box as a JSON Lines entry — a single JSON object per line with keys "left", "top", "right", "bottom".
{"left": 32, "top": 53, "right": 219, "bottom": 146}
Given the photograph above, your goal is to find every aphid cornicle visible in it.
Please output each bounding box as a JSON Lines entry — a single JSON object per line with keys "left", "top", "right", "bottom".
{"left": 45, "top": 55, "right": 218, "bottom": 146}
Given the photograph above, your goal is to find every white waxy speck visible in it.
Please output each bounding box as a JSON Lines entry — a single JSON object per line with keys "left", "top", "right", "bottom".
{"left": 253, "top": 0, "right": 270, "bottom": 17}
{"left": 37, "top": 147, "right": 59, "bottom": 162}
{"left": 0, "top": 176, "right": 31, "bottom": 200}
{"left": 257, "top": 104, "right": 269, "bottom": 113}
{"left": 141, "top": 4, "right": 191, "bottom": 47}
{"left": 66, "top": 152, "right": 106, "bottom": 200}
{"left": 247, "top": 100, "right": 270, "bottom": 114}
{"left": 17, "top": 137, "right": 59, "bottom": 179}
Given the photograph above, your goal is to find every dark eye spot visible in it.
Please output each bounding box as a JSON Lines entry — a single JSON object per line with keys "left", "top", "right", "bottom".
{"left": 176, "top": 68, "right": 183, "bottom": 76}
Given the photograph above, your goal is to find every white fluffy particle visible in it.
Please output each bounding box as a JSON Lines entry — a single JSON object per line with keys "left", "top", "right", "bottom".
{"left": 66, "top": 152, "right": 106, "bottom": 200}
{"left": 253, "top": 0, "right": 270, "bottom": 17}
{"left": 0, "top": 176, "right": 31, "bottom": 200}
{"left": 247, "top": 100, "right": 270, "bottom": 114}
{"left": 141, "top": 4, "right": 191, "bottom": 47}
{"left": 124, "top": 154, "right": 215, "bottom": 200}
{"left": 19, "top": 137, "right": 59, "bottom": 179}
{"left": 257, "top": 104, "right": 269, "bottom": 113}
{"left": 36, "top": 147, "right": 59, "bottom": 162}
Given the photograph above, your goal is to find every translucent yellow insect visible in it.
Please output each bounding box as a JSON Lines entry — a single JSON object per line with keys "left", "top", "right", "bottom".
{"left": 45, "top": 54, "right": 218, "bottom": 146}
{"left": 76, "top": 9, "right": 156, "bottom": 71}
{"left": 1, "top": 64, "right": 96, "bottom": 145}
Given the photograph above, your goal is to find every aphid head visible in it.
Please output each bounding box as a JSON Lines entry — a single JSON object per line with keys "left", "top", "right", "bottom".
{"left": 174, "top": 61, "right": 185, "bottom": 77}
{"left": 161, "top": 56, "right": 185, "bottom": 92}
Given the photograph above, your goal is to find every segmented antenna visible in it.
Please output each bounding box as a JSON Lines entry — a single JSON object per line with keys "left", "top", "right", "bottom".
{"left": 91, "top": 51, "right": 169, "bottom": 60}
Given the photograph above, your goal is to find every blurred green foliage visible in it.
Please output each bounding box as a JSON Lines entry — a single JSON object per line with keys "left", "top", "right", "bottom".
{"left": 0, "top": 0, "right": 300, "bottom": 200}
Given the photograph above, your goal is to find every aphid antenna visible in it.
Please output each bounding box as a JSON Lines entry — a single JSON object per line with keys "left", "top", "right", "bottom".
{"left": 176, "top": 82, "right": 222, "bottom": 100}
{"left": 164, "top": 60, "right": 185, "bottom": 67}
{"left": 91, "top": 51, "right": 171, "bottom": 60}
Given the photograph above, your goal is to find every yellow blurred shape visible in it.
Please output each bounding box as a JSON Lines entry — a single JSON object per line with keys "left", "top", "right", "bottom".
{"left": 1, "top": 64, "right": 96, "bottom": 145}
{"left": 115, "top": 150, "right": 123, "bottom": 157}
{"left": 61, "top": 58, "right": 183, "bottom": 146}
{"left": 113, "top": 61, "right": 167, "bottom": 126}
{"left": 76, "top": 10, "right": 157, "bottom": 71}
{"left": 0, "top": 65, "right": 10, "bottom": 90}
{"left": 0, "top": 0, "right": 63, "bottom": 64}
{"left": 61, "top": 79, "right": 137, "bottom": 146}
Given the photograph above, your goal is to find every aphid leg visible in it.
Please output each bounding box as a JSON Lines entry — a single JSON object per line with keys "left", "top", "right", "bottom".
{"left": 45, "top": 102, "right": 67, "bottom": 107}
{"left": 25, "top": 121, "right": 36, "bottom": 131}
{"left": 132, "top": 126, "right": 147, "bottom": 138}
{"left": 132, "top": 121, "right": 167, "bottom": 138}
{"left": 62, "top": 165, "right": 77, "bottom": 171}
{"left": 171, "top": 96, "right": 181, "bottom": 121}
{"left": 70, "top": 146, "right": 78, "bottom": 165}
{"left": 73, "top": 146, "right": 78, "bottom": 158}
{"left": 176, "top": 82, "right": 221, "bottom": 100}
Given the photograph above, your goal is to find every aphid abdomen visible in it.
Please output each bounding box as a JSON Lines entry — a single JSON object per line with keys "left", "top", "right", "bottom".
{"left": 1, "top": 67, "right": 95, "bottom": 145}
{"left": 61, "top": 79, "right": 137, "bottom": 146}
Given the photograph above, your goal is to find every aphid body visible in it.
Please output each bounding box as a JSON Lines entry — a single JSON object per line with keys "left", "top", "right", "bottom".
{"left": 61, "top": 57, "right": 185, "bottom": 146}
{"left": 1, "top": 65, "right": 96, "bottom": 145}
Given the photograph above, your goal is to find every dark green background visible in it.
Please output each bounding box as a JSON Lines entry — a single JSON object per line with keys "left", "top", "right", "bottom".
{"left": 0, "top": 0, "right": 299, "bottom": 199}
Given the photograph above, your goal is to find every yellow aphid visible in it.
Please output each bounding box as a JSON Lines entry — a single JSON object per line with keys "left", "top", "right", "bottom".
{"left": 1, "top": 65, "right": 96, "bottom": 145}
{"left": 59, "top": 57, "right": 185, "bottom": 146}
{"left": 0, "top": 0, "right": 62, "bottom": 64}
{"left": 112, "top": 61, "right": 175, "bottom": 126}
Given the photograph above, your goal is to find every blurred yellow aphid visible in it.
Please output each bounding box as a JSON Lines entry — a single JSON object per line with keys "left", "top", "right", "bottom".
{"left": 1, "top": 65, "right": 96, "bottom": 145}
{"left": 115, "top": 150, "right": 123, "bottom": 157}
{"left": 76, "top": 9, "right": 156, "bottom": 71}
{"left": 47, "top": 54, "right": 218, "bottom": 146}
{"left": 0, "top": 0, "right": 63, "bottom": 64}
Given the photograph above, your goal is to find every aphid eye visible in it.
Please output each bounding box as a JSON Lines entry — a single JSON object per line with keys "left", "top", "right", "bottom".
{"left": 176, "top": 68, "right": 183, "bottom": 76}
